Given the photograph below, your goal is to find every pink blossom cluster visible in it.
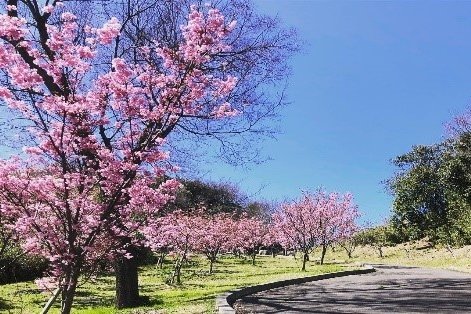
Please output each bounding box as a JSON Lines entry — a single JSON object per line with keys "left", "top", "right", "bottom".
{"left": 144, "top": 210, "right": 272, "bottom": 272}
{"left": 233, "top": 215, "right": 271, "bottom": 255}
{"left": 273, "top": 190, "right": 359, "bottom": 253}
{"left": 193, "top": 212, "right": 237, "bottom": 257}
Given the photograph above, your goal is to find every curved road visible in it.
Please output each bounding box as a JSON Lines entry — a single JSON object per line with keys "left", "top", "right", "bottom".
{"left": 235, "top": 265, "right": 471, "bottom": 313}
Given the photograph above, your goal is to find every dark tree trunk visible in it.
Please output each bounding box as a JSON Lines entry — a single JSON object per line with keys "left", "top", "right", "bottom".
{"left": 176, "top": 267, "right": 181, "bottom": 284}
{"left": 320, "top": 244, "right": 327, "bottom": 265}
{"left": 157, "top": 253, "right": 165, "bottom": 269}
{"left": 172, "top": 257, "right": 184, "bottom": 284}
{"left": 209, "top": 259, "right": 214, "bottom": 274}
{"left": 60, "top": 268, "right": 80, "bottom": 314}
{"left": 115, "top": 246, "right": 140, "bottom": 309}
{"left": 251, "top": 252, "right": 256, "bottom": 265}
{"left": 301, "top": 252, "right": 308, "bottom": 271}
{"left": 209, "top": 251, "right": 218, "bottom": 273}
{"left": 377, "top": 246, "right": 383, "bottom": 258}
{"left": 171, "top": 252, "right": 187, "bottom": 285}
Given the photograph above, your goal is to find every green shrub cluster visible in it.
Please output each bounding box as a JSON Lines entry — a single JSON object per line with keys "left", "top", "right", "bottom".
{"left": 387, "top": 129, "right": 471, "bottom": 246}
{"left": 0, "top": 248, "right": 48, "bottom": 284}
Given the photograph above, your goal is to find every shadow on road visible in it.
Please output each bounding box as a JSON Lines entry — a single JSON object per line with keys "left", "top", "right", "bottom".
{"left": 236, "top": 266, "right": 471, "bottom": 313}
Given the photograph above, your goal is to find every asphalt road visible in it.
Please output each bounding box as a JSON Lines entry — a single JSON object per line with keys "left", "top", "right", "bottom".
{"left": 235, "top": 265, "right": 471, "bottom": 313}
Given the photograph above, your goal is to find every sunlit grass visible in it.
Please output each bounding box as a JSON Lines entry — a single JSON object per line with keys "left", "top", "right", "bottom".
{"left": 321, "top": 241, "right": 471, "bottom": 273}
{"left": 0, "top": 254, "right": 344, "bottom": 313}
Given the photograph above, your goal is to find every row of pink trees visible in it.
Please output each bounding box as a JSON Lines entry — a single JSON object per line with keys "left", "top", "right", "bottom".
{"left": 143, "top": 189, "right": 359, "bottom": 282}
{"left": 144, "top": 211, "right": 271, "bottom": 283}
{"left": 273, "top": 190, "right": 360, "bottom": 271}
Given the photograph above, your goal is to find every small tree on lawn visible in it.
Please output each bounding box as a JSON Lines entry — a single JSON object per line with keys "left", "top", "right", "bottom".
{"left": 194, "top": 212, "right": 236, "bottom": 274}
{"left": 236, "top": 216, "right": 270, "bottom": 265}
{"left": 144, "top": 211, "right": 197, "bottom": 284}
{"left": 273, "top": 195, "right": 319, "bottom": 271}
{"left": 315, "top": 191, "right": 359, "bottom": 264}
{"left": 339, "top": 235, "right": 360, "bottom": 259}
{"left": 356, "top": 224, "right": 395, "bottom": 258}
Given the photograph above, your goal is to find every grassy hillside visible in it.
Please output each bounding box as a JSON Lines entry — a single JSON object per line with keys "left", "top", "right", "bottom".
{"left": 321, "top": 241, "right": 471, "bottom": 273}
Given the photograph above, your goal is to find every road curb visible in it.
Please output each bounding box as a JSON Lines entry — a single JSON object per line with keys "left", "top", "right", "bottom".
{"left": 216, "top": 264, "right": 375, "bottom": 314}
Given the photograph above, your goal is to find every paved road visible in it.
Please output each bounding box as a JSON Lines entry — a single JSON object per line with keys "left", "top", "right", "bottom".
{"left": 235, "top": 265, "right": 471, "bottom": 313}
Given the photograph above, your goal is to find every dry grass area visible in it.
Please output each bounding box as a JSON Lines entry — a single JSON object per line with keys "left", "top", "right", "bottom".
{"left": 323, "top": 240, "right": 471, "bottom": 273}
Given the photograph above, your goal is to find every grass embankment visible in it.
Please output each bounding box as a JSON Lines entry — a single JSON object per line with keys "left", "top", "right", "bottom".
{"left": 324, "top": 241, "right": 471, "bottom": 273}
{"left": 364, "top": 243, "right": 471, "bottom": 272}
{"left": 0, "top": 255, "right": 344, "bottom": 314}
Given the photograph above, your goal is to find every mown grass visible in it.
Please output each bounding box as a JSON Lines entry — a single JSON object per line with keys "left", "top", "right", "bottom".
{"left": 0, "top": 254, "right": 344, "bottom": 313}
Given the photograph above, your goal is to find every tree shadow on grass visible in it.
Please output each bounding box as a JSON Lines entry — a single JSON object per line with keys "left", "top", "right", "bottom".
{"left": 0, "top": 298, "right": 13, "bottom": 310}
{"left": 187, "top": 294, "right": 216, "bottom": 303}
{"left": 72, "top": 290, "right": 114, "bottom": 309}
{"left": 314, "top": 261, "right": 346, "bottom": 266}
{"left": 140, "top": 295, "right": 164, "bottom": 307}
{"left": 72, "top": 290, "right": 163, "bottom": 310}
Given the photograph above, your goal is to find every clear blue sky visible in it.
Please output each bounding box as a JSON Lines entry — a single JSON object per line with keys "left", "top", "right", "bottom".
{"left": 1, "top": 1, "right": 470, "bottom": 224}
{"left": 201, "top": 0, "right": 471, "bottom": 223}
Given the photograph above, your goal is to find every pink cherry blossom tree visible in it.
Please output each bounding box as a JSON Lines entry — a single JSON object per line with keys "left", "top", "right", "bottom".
{"left": 236, "top": 215, "right": 270, "bottom": 265}
{"left": 194, "top": 212, "right": 236, "bottom": 274}
{"left": 144, "top": 211, "right": 198, "bottom": 284}
{"left": 0, "top": 1, "right": 239, "bottom": 312}
{"left": 273, "top": 190, "right": 359, "bottom": 271}
{"left": 315, "top": 192, "right": 359, "bottom": 264}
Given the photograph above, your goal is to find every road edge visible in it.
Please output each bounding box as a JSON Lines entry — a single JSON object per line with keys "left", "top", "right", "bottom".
{"left": 215, "top": 264, "right": 375, "bottom": 314}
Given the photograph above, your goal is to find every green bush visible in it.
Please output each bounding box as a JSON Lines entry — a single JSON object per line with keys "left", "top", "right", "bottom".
{"left": 0, "top": 248, "right": 48, "bottom": 284}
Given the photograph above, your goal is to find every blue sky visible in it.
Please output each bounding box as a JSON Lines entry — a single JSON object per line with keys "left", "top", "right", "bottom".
{"left": 1, "top": 1, "right": 470, "bottom": 224}
{"left": 202, "top": 0, "right": 471, "bottom": 223}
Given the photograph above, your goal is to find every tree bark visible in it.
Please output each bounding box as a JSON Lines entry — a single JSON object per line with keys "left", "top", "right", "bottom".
{"left": 209, "top": 259, "right": 214, "bottom": 274}
{"left": 60, "top": 270, "right": 80, "bottom": 314}
{"left": 157, "top": 253, "right": 165, "bottom": 269}
{"left": 320, "top": 244, "right": 327, "bottom": 265}
{"left": 251, "top": 252, "right": 256, "bottom": 266}
{"left": 171, "top": 254, "right": 186, "bottom": 284}
{"left": 301, "top": 252, "right": 308, "bottom": 271}
{"left": 115, "top": 246, "right": 140, "bottom": 309}
{"left": 172, "top": 258, "right": 183, "bottom": 284}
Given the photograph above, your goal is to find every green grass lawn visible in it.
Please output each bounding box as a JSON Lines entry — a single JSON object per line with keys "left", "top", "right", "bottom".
{"left": 0, "top": 255, "right": 344, "bottom": 314}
